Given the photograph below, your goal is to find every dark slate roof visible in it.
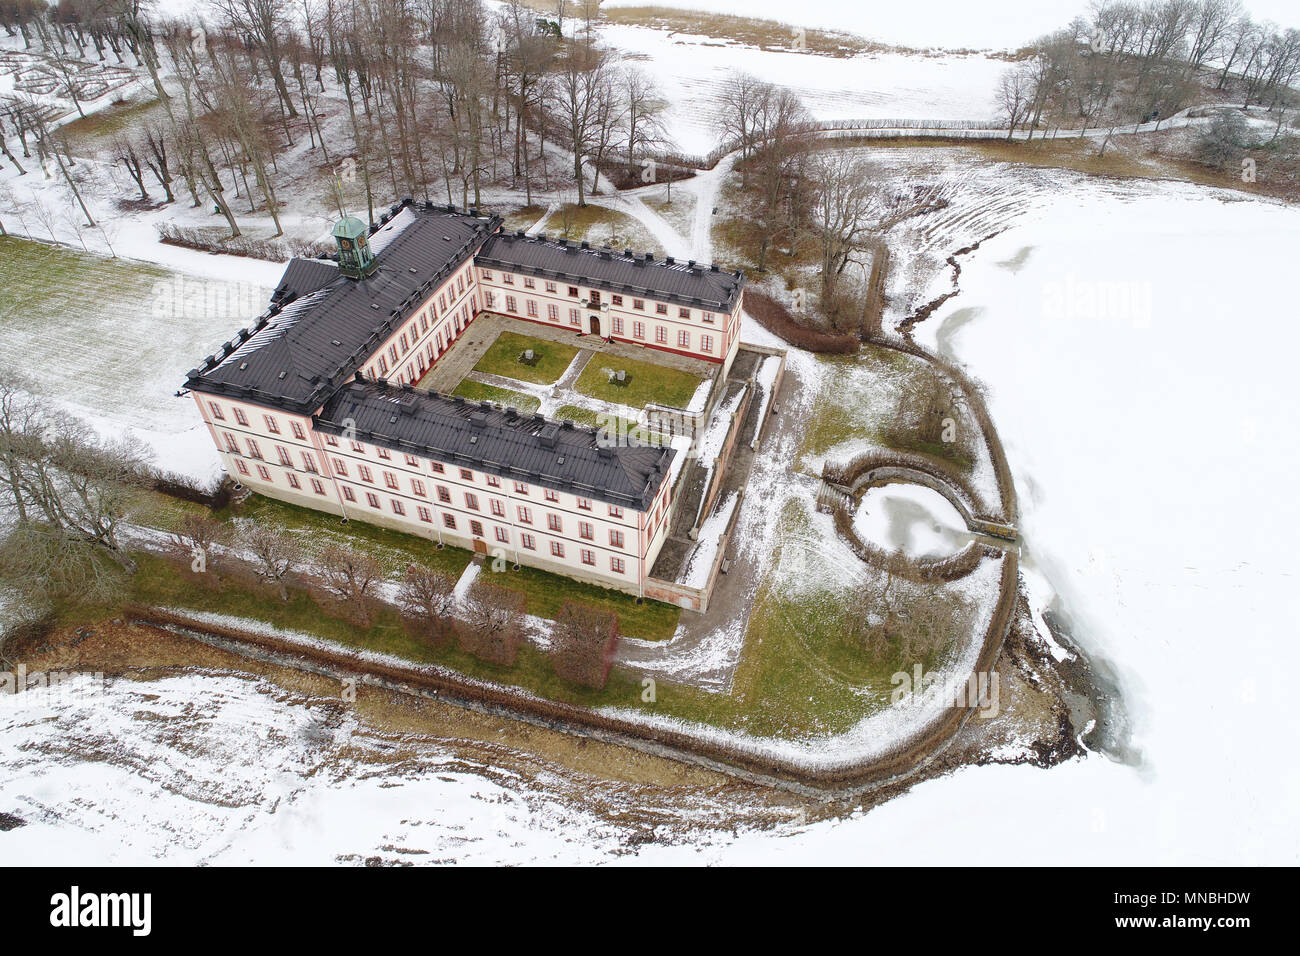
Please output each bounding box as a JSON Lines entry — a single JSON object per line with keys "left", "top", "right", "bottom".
{"left": 477, "top": 232, "right": 744, "bottom": 313}
{"left": 317, "top": 380, "right": 674, "bottom": 511}
{"left": 185, "top": 200, "right": 501, "bottom": 414}
{"left": 270, "top": 257, "right": 340, "bottom": 305}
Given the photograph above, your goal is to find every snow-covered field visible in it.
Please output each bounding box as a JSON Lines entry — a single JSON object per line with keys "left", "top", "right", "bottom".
{"left": 602, "top": 21, "right": 1007, "bottom": 154}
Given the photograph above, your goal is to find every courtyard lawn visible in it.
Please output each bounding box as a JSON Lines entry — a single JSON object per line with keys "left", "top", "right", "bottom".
{"left": 473, "top": 330, "right": 579, "bottom": 385}
{"left": 451, "top": 379, "right": 541, "bottom": 414}
{"left": 552, "top": 404, "right": 664, "bottom": 447}
{"left": 573, "top": 354, "right": 704, "bottom": 410}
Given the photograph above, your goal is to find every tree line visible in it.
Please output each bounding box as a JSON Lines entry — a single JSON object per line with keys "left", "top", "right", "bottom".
{"left": 0, "top": 0, "right": 676, "bottom": 243}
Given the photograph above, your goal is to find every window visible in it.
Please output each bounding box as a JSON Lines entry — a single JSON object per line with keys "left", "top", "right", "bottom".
{"left": 612, "top": 294, "right": 623, "bottom": 306}
{"left": 377, "top": 447, "right": 391, "bottom": 460}
{"left": 412, "top": 478, "right": 426, "bottom": 497}
{"left": 656, "top": 303, "right": 668, "bottom": 315}
{"left": 703, "top": 311, "right": 715, "bottom": 324}
{"left": 481, "top": 269, "right": 493, "bottom": 280}
{"left": 358, "top": 465, "right": 373, "bottom": 483}
{"left": 610, "top": 530, "right": 624, "bottom": 548}
{"left": 521, "top": 533, "right": 536, "bottom": 550}
{"left": 223, "top": 434, "right": 239, "bottom": 454}
{"left": 257, "top": 465, "right": 272, "bottom": 481}
{"left": 547, "top": 303, "right": 559, "bottom": 321}
{"left": 377, "top": 354, "right": 388, "bottom": 375}
{"left": 514, "top": 481, "right": 528, "bottom": 494}
{"left": 490, "top": 499, "right": 505, "bottom": 517}
{"left": 443, "top": 514, "right": 456, "bottom": 529}
{"left": 633, "top": 321, "right": 645, "bottom": 340}
{"left": 342, "top": 486, "right": 355, "bottom": 502}
{"left": 333, "top": 458, "right": 348, "bottom": 476}
{"left": 208, "top": 402, "right": 225, "bottom": 421}
{"left": 655, "top": 326, "right": 667, "bottom": 344}
{"left": 324, "top": 434, "right": 339, "bottom": 447}
{"left": 545, "top": 281, "right": 557, "bottom": 293}
{"left": 400, "top": 333, "right": 409, "bottom": 355}
{"left": 459, "top": 468, "right": 473, "bottom": 481}
{"left": 544, "top": 489, "right": 559, "bottom": 502}
{"left": 678, "top": 330, "right": 690, "bottom": 348}
{"left": 465, "top": 493, "right": 479, "bottom": 510}
{"left": 235, "top": 459, "right": 249, "bottom": 476}
{"left": 577, "top": 497, "right": 592, "bottom": 510}
{"left": 470, "top": 520, "right": 484, "bottom": 537}
{"left": 608, "top": 505, "right": 623, "bottom": 518}
{"left": 506, "top": 295, "right": 517, "bottom": 313}
{"left": 679, "top": 307, "right": 691, "bottom": 319}
{"left": 612, "top": 316, "right": 623, "bottom": 335}
{"left": 526, "top": 299, "right": 538, "bottom": 317}
{"left": 405, "top": 454, "right": 419, "bottom": 467}
{"left": 351, "top": 441, "right": 365, "bottom": 453}
{"left": 701, "top": 334, "right": 714, "bottom": 353}
{"left": 569, "top": 308, "right": 580, "bottom": 326}
{"left": 494, "top": 527, "right": 509, "bottom": 543}
{"left": 503, "top": 273, "right": 514, "bottom": 284}
{"left": 579, "top": 521, "right": 593, "bottom": 540}
{"left": 291, "top": 421, "right": 306, "bottom": 440}
{"left": 366, "top": 492, "right": 380, "bottom": 508}
{"left": 610, "top": 557, "right": 625, "bottom": 574}
{"left": 550, "top": 541, "right": 564, "bottom": 558}
{"left": 523, "top": 276, "right": 535, "bottom": 289}
{"left": 384, "top": 471, "right": 398, "bottom": 489}
{"left": 437, "top": 486, "right": 451, "bottom": 503}
{"left": 484, "top": 291, "right": 495, "bottom": 309}
{"left": 388, "top": 344, "right": 399, "bottom": 365}
{"left": 392, "top": 499, "right": 406, "bottom": 516}
{"left": 486, "top": 475, "right": 501, "bottom": 488}
{"left": 418, "top": 506, "right": 432, "bottom": 523}
{"left": 246, "top": 438, "right": 262, "bottom": 459}
{"left": 517, "top": 506, "right": 532, "bottom": 523}
{"left": 232, "top": 407, "right": 249, "bottom": 426}
{"left": 431, "top": 462, "right": 445, "bottom": 474}
{"left": 311, "top": 478, "right": 326, "bottom": 496}
{"left": 633, "top": 299, "right": 645, "bottom": 311}
{"left": 277, "top": 446, "right": 292, "bottom": 466}
{"left": 567, "top": 286, "right": 579, "bottom": 298}
{"left": 581, "top": 549, "right": 595, "bottom": 566}
{"left": 547, "top": 514, "right": 562, "bottom": 532}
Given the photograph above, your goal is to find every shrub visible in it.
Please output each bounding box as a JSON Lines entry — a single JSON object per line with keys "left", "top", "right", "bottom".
{"left": 744, "top": 289, "right": 858, "bottom": 353}
{"left": 551, "top": 601, "right": 620, "bottom": 688}
{"left": 456, "top": 579, "right": 526, "bottom": 666}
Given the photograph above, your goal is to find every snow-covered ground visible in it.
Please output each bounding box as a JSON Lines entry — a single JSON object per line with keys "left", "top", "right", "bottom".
{"left": 600, "top": 23, "right": 1006, "bottom": 155}
{"left": 854, "top": 484, "right": 973, "bottom": 559}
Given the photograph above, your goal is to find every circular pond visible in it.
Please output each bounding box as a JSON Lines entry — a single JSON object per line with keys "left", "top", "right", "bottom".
{"left": 852, "top": 483, "right": 973, "bottom": 560}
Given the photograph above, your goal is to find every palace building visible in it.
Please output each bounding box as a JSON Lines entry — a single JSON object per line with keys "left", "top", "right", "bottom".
{"left": 183, "top": 199, "right": 747, "bottom": 595}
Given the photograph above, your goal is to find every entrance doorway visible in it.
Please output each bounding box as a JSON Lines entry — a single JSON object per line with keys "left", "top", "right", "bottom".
{"left": 590, "top": 315, "right": 601, "bottom": 337}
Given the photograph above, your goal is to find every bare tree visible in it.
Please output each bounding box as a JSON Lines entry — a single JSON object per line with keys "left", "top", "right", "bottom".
{"left": 457, "top": 578, "right": 525, "bottom": 665}
{"left": 397, "top": 562, "right": 457, "bottom": 642}
{"left": 550, "top": 601, "right": 618, "bottom": 688}
{"left": 317, "top": 543, "right": 382, "bottom": 625}
{"left": 238, "top": 523, "right": 302, "bottom": 600}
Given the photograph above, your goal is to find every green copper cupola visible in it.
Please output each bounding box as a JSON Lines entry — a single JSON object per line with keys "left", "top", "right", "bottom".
{"left": 332, "top": 216, "right": 377, "bottom": 279}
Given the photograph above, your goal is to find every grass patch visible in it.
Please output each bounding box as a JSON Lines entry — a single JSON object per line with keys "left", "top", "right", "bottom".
{"left": 573, "top": 354, "right": 704, "bottom": 410}
{"left": 450, "top": 378, "right": 541, "bottom": 414}
{"left": 544, "top": 204, "right": 660, "bottom": 252}
{"left": 490, "top": 562, "right": 679, "bottom": 642}
{"left": 223, "top": 495, "right": 473, "bottom": 579}
{"left": 798, "top": 345, "right": 976, "bottom": 473}
{"left": 499, "top": 204, "right": 548, "bottom": 232}
{"left": 473, "top": 330, "right": 579, "bottom": 385}
{"left": 61, "top": 96, "right": 164, "bottom": 147}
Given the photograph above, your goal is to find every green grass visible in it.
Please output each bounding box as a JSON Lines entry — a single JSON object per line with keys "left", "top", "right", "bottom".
{"left": 61, "top": 96, "right": 164, "bottom": 148}
{"left": 552, "top": 404, "right": 664, "bottom": 447}
{"left": 573, "top": 354, "right": 704, "bottom": 410}
{"left": 450, "top": 379, "right": 541, "bottom": 414}
{"left": 473, "top": 330, "right": 579, "bottom": 385}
